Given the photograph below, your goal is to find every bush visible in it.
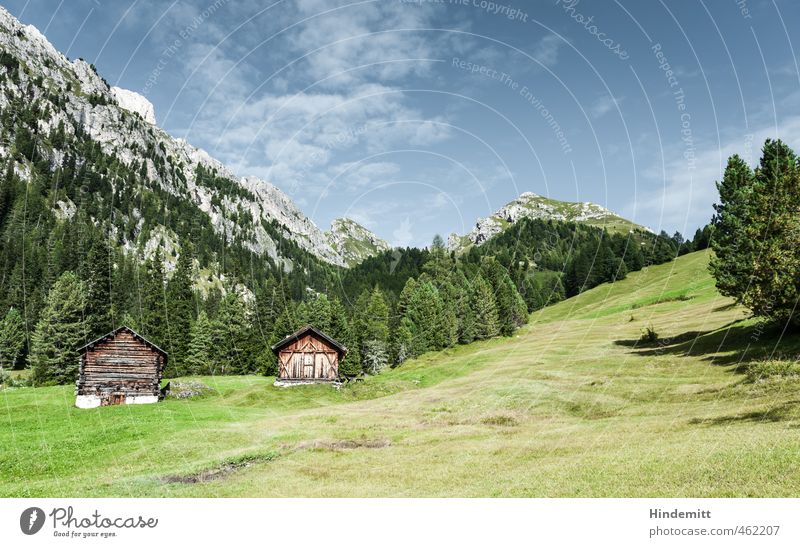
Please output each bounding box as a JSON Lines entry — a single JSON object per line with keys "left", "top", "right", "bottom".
{"left": 639, "top": 324, "right": 659, "bottom": 343}
{"left": 746, "top": 359, "right": 800, "bottom": 382}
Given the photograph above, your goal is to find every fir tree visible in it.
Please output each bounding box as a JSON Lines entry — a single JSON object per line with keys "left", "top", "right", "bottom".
{"left": 470, "top": 276, "right": 499, "bottom": 340}
{"left": 213, "top": 291, "right": 251, "bottom": 375}
{"left": 139, "top": 249, "right": 166, "bottom": 348}
{"left": 0, "top": 307, "right": 26, "bottom": 370}
{"left": 165, "top": 245, "right": 195, "bottom": 375}
{"left": 84, "top": 234, "right": 113, "bottom": 338}
{"left": 29, "top": 272, "right": 87, "bottom": 385}
{"left": 187, "top": 311, "right": 214, "bottom": 375}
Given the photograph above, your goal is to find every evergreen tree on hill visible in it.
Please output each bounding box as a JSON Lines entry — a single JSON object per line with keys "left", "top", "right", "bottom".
{"left": 187, "top": 310, "right": 214, "bottom": 375}
{"left": 84, "top": 233, "right": 113, "bottom": 338}
{"left": 470, "top": 275, "right": 499, "bottom": 340}
{"left": 166, "top": 245, "right": 195, "bottom": 375}
{"left": 0, "top": 307, "right": 26, "bottom": 370}
{"left": 29, "top": 271, "right": 87, "bottom": 385}
{"left": 711, "top": 140, "right": 800, "bottom": 324}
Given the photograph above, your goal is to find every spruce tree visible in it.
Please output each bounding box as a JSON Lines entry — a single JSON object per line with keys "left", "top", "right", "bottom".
{"left": 165, "top": 246, "right": 195, "bottom": 375}
{"left": 29, "top": 272, "right": 87, "bottom": 385}
{"left": 186, "top": 311, "right": 214, "bottom": 375}
{"left": 213, "top": 291, "right": 251, "bottom": 375}
{"left": 0, "top": 307, "right": 26, "bottom": 370}
{"left": 85, "top": 234, "right": 113, "bottom": 337}
{"left": 470, "top": 276, "right": 499, "bottom": 340}
{"left": 139, "top": 249, "right": 166, "bottom": 347}
{"left": 711, "top": 140, "right": 800, "bottom": 323}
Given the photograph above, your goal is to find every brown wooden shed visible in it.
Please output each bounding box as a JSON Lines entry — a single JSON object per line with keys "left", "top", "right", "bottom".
{"left": 271, "top": 325, "right": 347, "bottom": 384}
{"left": 75, "top": 326, "right": 167, "bottom": 408}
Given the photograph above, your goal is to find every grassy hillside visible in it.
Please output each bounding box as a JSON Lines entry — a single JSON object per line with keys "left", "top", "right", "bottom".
{"left": 2, "top": 250, "right": 799, "bottom": 497}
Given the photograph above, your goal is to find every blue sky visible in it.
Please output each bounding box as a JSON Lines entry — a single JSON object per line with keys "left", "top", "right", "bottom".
{"left": 5, "top": 0, "right": 800, "bottom": 246}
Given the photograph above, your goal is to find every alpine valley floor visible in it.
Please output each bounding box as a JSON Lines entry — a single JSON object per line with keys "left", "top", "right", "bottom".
{"left": 2, "top": 250, "right": 799, "bottom": 497}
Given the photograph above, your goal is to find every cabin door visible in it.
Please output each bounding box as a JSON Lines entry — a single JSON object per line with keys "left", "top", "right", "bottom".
{"left": 316, "top": 352, "right": 327, "bottom": 378}
{"left": 291, "top": 354, "right": 303, "bottom": 378}
{"left": 303, "top": 353, "right": 314, "bottom": 379}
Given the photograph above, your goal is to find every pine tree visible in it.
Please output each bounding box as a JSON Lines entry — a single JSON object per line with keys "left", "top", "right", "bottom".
{"left": 186, "top": 311, "right": 214, "bottom": 375}
{"left": 298, "top": 293, "right": 332, "bottom": 332}
{"left": 139, "top": 249, "right": 166, "bottom": 347}
{"left": 84, "top": 234, "right": 113, "bottom": 338}
{"left": 404, "top": 280, "right": 444, "bottom": 354}
{"left": 395, "top": 316, "right": 414, "bottom": 364}
{"left": 0, "top": 307, "right": 26, "bottom": 370}
{"left": 363, "top": 287, "right": 390, "bottom": 343}
{"left": 29, "top": 272, "right": 87, "bottom": 385}
{"left": 470, "top": 276, "right": 499, "bottom": 340}
{"left": 711, "top": 140, "right": 800, "bottom": 323}
{"left": 165, "top": 245, "right": 195, "bottom": 375}
{"left": 213, "top": 291, "right": 251, "bottom": 375}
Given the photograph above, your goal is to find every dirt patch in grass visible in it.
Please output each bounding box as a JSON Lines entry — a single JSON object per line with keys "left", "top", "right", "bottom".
{"left": 161, "top": 452, "right": 279, "bottom": 484}
{"left": 294, "top": 438, "right": 391, "bottom": 450}
{"left": 481, "top": 415, "right": 518, "bottom": 427}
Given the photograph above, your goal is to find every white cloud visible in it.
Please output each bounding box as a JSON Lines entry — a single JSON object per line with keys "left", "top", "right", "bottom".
{"left": 330, "top": 161, "right": 401, "bottom": 189}
{"left": 589, "top": 94, "right": 622, "bottom": 119}
{"left": 532, "top": 35, "right": 563, "bottom": 67}
{"left": 625, "top": 116, "right": 800, "bottom": 234}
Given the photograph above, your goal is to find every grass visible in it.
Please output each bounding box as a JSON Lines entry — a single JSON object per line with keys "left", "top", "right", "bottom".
{"left": 2, "top": 250, "right": 800, "bottom": 497}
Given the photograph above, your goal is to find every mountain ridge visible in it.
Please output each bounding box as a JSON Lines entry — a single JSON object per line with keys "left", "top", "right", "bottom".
{"left": 448, "top": 191, "right": 649, "bottom": 253}
{"left": 0, "top": 6, "right": 387, "bottom": 269}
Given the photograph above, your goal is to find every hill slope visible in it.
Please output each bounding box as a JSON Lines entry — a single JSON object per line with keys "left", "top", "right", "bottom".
{"left": 2, "top": 250, "right": 800, "bottom": 496}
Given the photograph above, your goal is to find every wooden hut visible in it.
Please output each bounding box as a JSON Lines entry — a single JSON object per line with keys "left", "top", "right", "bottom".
{"left": 271, "top": 325, "right": 347, "bottom": 385}
{"left": 75, "top": 326, "right": 167, "bottom": 408}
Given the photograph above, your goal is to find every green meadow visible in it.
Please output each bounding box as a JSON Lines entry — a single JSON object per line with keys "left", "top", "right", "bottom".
{"left": 2, "top": 250, "right": 799, "bottom": 497}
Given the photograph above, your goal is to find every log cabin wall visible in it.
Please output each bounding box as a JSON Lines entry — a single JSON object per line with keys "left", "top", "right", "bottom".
{"left": 277, "top": 332, "right": 339, "bottom": 381}
{"left": 77, "top": 330, "right": 165, "bottom": 402}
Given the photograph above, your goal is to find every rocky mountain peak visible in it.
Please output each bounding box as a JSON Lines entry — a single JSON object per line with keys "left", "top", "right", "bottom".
{"left": 448, "top": 192, "right": 648, "bottom": 252}
{"left": 325, "top": 218, "right": 391, "bottom": 267}
{"left": 0, "top": 6, "right": 390, "bottom": 269}
{"left": 111, "top": 87, "right": 156, "bottom": 124}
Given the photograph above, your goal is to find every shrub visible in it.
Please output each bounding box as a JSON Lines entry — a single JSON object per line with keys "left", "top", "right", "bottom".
{"left": 746, "top": 359, "right": 800, "bottom": 382}
{"left": 639, "top": 324, "right": 659, "bottom": 343}
{"left": 165, "top": 381, "right": 217, "bottom": 399}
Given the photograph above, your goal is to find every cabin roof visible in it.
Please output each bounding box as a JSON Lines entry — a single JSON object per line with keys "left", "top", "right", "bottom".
{"left": 270, "top": 325, "right": 348, "bottom": 356}
{"left": 77, "top": 326, "right": 168, "bottom": 358}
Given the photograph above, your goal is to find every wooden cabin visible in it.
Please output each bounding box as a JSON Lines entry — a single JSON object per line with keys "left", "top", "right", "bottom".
{"left": 271, "top": 325, "right": 347, "bottom": 385}
{"left": 75, "top": 326, "right": 167, "bottom": 408}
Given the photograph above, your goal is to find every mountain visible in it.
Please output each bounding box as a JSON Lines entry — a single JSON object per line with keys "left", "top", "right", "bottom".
{"left": 448, "top": 192, "right": 649, "bottom": 252}
{"left": 325, "top": 218, "right": 391, "bottom": 267}
{"left": 0, "top": 7, "right": 386, "bottom": 270}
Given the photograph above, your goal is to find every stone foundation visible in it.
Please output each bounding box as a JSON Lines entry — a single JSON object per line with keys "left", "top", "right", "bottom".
{"left": 74, "top": 394, "right": 159, "bottom": 408}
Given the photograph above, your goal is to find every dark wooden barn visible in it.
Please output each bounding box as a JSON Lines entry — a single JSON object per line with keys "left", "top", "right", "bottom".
{"left": 75, "top": 326, "right": 167, "bottom": 408}
{"left": 271, "top": 325, "right": 347, "bottom": 385}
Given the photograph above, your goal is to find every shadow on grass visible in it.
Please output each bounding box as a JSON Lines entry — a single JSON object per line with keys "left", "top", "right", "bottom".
{"left": 613, "top": 320, "right": 800, "bottom": 373}
{"left": 688, "top": 400, "right": 800, "bottom": 426}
